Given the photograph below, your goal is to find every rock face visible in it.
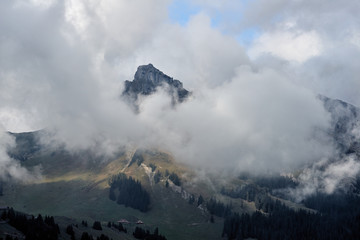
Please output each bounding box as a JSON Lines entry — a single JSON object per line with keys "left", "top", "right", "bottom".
{"left": 122, "top": 64, "right": 190, "bottom": 105}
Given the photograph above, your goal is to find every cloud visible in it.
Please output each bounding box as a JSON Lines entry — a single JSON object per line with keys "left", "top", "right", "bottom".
{"left": 281, "top": 155, "right": 360, "bottom": 202}
{"left": 0, "top": 0, "right": 357, "bottom": 184}
{"left": 131, "top": 13, "right": 250, "bottom": 89}
{"left": 137, "top": 66, "right": 333, "bottom": 174}
{"left": 248, "top": 26, "right": 323, "bottom": 63}
{"left": 298, "top": 46, "right": 360, "bottom": 106}
{"left": 243, "top": 0, "right": 360, "bottom": 106}
{"left": 176, "top": 1, "right": 360, "bottom": 106}
{"left": 0, "top": 125, "right": 41, "bottom": 182}
{"left": 241, "top": 0, "right": 360, "bottom": 32}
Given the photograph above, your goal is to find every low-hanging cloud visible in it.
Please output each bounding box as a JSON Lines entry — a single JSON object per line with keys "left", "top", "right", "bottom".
{"left": 0, "top": 125, "right": 41, "bottom": 182}
{"left": 0, "top": 0, "right": 357, "bottom": 189}
{"left": 137, "top": 66, "right": 333, "bottom": 174}
{"left": 279, "top": 155, "right": 360, "bottom": 202}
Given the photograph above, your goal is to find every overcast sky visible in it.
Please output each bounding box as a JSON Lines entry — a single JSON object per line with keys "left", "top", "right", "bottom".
{"left": 0, "top": 0, "right": 359, "bottom": 180}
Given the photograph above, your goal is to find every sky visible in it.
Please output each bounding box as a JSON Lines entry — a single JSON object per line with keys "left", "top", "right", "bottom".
{"left": 0, "top": 0, "right": 360, "bottom": 194}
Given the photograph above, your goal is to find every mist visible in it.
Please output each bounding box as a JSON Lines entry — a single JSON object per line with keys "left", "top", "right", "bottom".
{"left": 278, "top": 155, "right": 360, "bottom": 202}
{"left": 0, "top": 125, "right": 41, "bottom": 181}
{"left": 0, "top": 0, "right": 359, "bottom": 197}
{"left": 136, "top": 66, "right": 333, "bottom": 174}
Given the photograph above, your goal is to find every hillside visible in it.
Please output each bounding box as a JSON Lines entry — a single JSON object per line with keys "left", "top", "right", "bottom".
{"left": 1, "top": 67, "right": 360, "bottom": 239}
{"left": 0, "top": 146, "right": 226, "bottom": 240}
{"left": 0, "top": 132, "right": 328, "bottom": 239}
{"left": 2, "top": 126, "right": 360, "bottom": 239}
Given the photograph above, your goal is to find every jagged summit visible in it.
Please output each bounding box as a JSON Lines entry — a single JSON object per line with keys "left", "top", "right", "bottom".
{"left": 122, "top": 64, "right": 190, "bottom": 104}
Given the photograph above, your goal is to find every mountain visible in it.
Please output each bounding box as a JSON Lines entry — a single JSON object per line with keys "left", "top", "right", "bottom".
{"left": 320, "top": 95, "right": 360, "bottom": 156}
{"left": 122, "top": 64, "right": 190, "bottom": 108}
{"left": 1, "top": 65, "right": 360, "bottom": 239}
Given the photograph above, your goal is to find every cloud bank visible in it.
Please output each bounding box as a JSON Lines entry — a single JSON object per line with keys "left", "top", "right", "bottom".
{"left": 137, "top": 66, "right": 332, "bottom": 174}
{"left": 0, "top": 0, "right": 359, "bottom": 191}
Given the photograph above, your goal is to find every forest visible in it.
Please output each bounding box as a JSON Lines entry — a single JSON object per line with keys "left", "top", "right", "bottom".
{"left": 133, "top": 227, "right": 167, "bottom": 240}
{"left": 222, "top": 192, "right": 360, "bottom": 240}
{"left": 108, "top": 173, "right": 150, "bottom": 212}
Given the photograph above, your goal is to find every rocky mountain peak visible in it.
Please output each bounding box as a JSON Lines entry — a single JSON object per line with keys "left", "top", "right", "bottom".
{"left": 122, "top": 64, "right": 190, "bottom": 104}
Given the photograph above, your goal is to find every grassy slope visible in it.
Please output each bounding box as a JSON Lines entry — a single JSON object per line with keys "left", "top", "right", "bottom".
{"left": 0, "top": 148, "right": 224, "bottom": 240}
{"left": 1, "top": 145, "right": 312, "bottom": 239}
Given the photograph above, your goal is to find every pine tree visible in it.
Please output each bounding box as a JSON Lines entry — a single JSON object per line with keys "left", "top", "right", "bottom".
{"left": 92, "top": 221, "right": 102, "bottom": 230}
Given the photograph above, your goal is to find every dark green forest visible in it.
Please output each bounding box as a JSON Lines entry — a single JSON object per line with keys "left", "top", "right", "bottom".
{"left": 222, "top": 192, "right": 360, "bottom": 240}
{"left": 108, "top": 173, "right": 150, "bottom": 212}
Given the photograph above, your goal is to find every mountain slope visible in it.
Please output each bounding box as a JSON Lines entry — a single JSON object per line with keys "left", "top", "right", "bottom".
{"left": 0, "top": 147, "right": 224, "bottom": 240}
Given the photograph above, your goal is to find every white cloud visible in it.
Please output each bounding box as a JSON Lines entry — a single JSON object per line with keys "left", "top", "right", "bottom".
{"left": 131, "top": 13, "right": 250, "bottom": 89}
{"left": 0, "top": 108, "right": 42, "bottom": 133}
{"left": 241, "top": 0, "right": 360, "bottom": 106}
{"left": 249, "top": 28, "right": 323, "bottom": 63}
{"left": 0, "top": 0, "right": 358, "bottom": 184}
{"left": 282, "top": 155, "right": 360, "bottom": 202}
{"left": 64, "top": 0, "right": 90, "bottom": 36}
{"left": 135, "top": 66, "right": 332, "bottom": 174}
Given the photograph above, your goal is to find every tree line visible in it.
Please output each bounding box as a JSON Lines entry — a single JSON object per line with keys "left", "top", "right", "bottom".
{"left": 133, "top": 226, "right": 167, "bottom": 240}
